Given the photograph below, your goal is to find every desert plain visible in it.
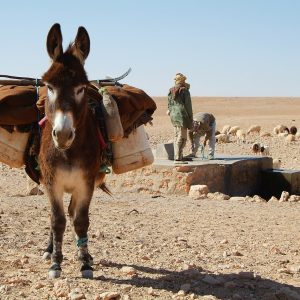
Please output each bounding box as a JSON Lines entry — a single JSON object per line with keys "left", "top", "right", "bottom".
{"left": 0, "top": 97, "right": 300, "bottom": 299}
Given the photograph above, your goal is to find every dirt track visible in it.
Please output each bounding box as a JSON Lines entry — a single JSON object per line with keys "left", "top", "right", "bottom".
{"left": 1, "top": 97, "right": 300, "bottom": 299}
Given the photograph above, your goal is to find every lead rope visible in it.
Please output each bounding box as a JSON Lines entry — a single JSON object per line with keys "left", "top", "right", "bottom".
{"left": 35, "top": 78, "right": 40, "bottom": 135}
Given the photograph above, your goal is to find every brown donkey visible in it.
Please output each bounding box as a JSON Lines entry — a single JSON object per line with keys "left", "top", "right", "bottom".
{"left": 39, "top": 23, "right": 105, "bottom": 279}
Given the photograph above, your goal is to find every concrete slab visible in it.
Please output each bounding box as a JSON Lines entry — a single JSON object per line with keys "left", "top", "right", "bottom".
{"left": 106, "top": 153, "right": 273, "bottom": 197}
{"left": 154, "top": 154, "right": 273, "bottom": 196}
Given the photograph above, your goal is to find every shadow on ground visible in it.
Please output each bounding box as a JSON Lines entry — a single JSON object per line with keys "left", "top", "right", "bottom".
{"left": 94, "top": 261, "right": 300, "bottom": 299}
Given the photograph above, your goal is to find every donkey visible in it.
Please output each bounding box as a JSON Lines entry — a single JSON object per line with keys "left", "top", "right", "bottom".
{"left": 39, "top": 23, "right": 105, "bottom": 279}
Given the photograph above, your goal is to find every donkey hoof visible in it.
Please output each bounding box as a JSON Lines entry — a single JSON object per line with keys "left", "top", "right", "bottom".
{"left": 81, "top": 264, "right": 93, "bottom": 279}
{"left": 42, "top": 251, "right": 52, "bottom": 260}
{"left": 88, "top": 254, "right": 94, "bottom": 266}
{"left": 48, "top": 263, "right": 62, "bottom": 279}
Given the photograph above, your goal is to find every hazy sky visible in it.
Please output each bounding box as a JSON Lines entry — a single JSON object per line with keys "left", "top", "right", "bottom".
{"left": 0, "top": 0, "right": 300, "bottom": 96}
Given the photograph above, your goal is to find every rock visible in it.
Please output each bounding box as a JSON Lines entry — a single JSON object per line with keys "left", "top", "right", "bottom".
{"left": 224, "top": 281, "right": 237, "bottom": 289}
{"left": 121, "top": 266, "right": 137, "bottom": 275}
{"left": 177, "top": 290, "right": 186, "bottom": 296}
{"left": 207, "top": 192, "right": 230, "bottom": 200}
{"left": 220, "top": 239, "right": 228, "bottom": 244}
{"left": 147, "top": 287, "right": 156, "bottom": 295}
{"left": 289, "top": 195, "right": 300, "bottom": 202}
{"left": 26, "top": 176, "right": 44, "bottom": 195}
{"left": 245, "top": 196, "right": 253, "bottom": 202}
{"left": 189, "top": 185, "right": 209, "bottom": 197}
{"left": 275, "top": 287, "right": 300, "bottom": 300}
{"left": 238, "top": 271, "right": 254, "bottom": 279}
{"left": 202, "top": 275, "right": 221, "bottom": 285}
{"left": 180, "top": 283, "right": 191, "bottom": 293}
{"left": 229, "top": 197, "right": 245, "bottom": 201}
{"left": 99, "top": 291, "right": 121, "bottom": 300}
{"left": 68, "top": 288, "right": 86, "bottom": 300}
{"left": 232, "top": 294, "right": 243, "bottom": 300}
{"left": 288, "top": 265, "right": 300, "bottom": 274}
{"left": 122, "top": 285, "right": 132, "bottom": 292}
{"left": 279, "top": 191, "right": 289, "bottom": 202}
{"left": 253, "top": 195, "right": 267, "bottom": 203}
{"left": 268, "top": 196, "right": 279, "bottom": 203}
{"left": 53, "top": 280, "right": 70, "bottom": 297}
{"left": 232, "top": 250, "right": 243, "bottom": 257}
{"left": 223, "top": 251, "right": 230, "bottom": 257}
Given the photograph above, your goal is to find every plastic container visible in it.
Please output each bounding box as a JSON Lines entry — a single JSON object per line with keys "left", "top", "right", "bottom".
{"left": 112, "top": 125, "right": 154, "bottom": 174}
{"left": 0, "top": 126, "right": 29, "bottom": 168}
{"left": 99, "top": 87, "right": 124, "bottom": 142}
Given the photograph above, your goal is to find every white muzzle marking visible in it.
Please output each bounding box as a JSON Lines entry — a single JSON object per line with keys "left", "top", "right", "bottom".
{"left": 52, "top": 111, "right": 75, "bottom": 149}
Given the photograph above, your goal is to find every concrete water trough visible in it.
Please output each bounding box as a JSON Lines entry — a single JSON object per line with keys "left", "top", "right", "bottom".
{"left": 106, "top": 143, "right": 300, "bottom": 198}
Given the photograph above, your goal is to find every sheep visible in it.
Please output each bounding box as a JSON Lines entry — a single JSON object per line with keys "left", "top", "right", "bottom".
{"left": 236, "top": 129, "right": 246, "bottom": 143}
{"left": 251, "top": 142, "right": 261, "bottom": 155}
{"left": 296, "top": 132, "right": 300, "bottom": 140}
{"left": 228, "top": 126, "right": 240, "bottom": 135}
{"left": 278, "top": 132, "right": 289, "bottom": 138}
{"left": 273, "top": 158, "right": 282, "bottom": 169}
{"left": 215, "top": 133, "right": 229, "bottom": 143}
{"left": 260, "top": 131, "right": 272, "bottom": 138}
{"left": 220, "top": 125, "right": 231, "bottom": 134}
{"left": 260, "top": 145, "right": 270, "bottom": 156}
{"left": 273, "top": 124, "right": 288, "bottom": 135}
{"left": 290, "top": 126, "right": 297, "bottom": 135}
{"left": 247, "top": 125, "right": 261, "bottom": 135}
{"left": 285, "top": 134, "right": 296, "bottom": 143}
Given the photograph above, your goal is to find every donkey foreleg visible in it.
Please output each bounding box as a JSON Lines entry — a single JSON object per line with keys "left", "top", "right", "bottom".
{"left": 69, "top": 189, "right": 94, "bottom": 279}
{"left": 48, "top": 197, "right": 66, "bottom": 279}
{"left": 42, "top": 230, "right": 53, "bottom": 260}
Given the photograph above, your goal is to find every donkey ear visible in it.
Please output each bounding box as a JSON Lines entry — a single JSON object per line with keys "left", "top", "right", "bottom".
{"left": 72, "top": 26, "right": 90, "bottom": 64}
{"left": 46, "top": 23, "right": 63, "bottom": 61}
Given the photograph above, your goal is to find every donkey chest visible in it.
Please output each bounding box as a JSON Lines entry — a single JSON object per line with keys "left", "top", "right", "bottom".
{"left": 55, "top": 167, "right": 87, "bottom": 193}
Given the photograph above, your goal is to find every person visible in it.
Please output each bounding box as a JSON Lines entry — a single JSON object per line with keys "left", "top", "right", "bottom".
{"left": 188, "top": 112, "right": 216, "bottom": 160}
{"left": 167, "top": 73, "right": 193, "bottom": 163}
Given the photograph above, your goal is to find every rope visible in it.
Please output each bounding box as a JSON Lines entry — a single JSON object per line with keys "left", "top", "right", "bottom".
{"left": 77, "top": 237, "right": 88, "bottom": 247}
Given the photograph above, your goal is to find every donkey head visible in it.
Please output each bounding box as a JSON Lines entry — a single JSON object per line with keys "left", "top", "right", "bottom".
{"left": 42, "top": 23, "right": 90, "bottom": 150}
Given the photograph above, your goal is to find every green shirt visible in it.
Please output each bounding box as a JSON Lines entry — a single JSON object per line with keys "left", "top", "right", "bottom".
{"left": 168, "top": 85, "right": 193, "bottom": 129}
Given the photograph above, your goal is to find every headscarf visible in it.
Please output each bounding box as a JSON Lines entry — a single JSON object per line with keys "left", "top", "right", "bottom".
{"left": 171, "top": 73, "right": 190, "bottom": 97}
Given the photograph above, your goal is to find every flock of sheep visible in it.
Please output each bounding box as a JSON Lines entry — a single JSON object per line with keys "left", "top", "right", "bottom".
{"left": 215, "top": 124, "right": 299, "bottom": 158}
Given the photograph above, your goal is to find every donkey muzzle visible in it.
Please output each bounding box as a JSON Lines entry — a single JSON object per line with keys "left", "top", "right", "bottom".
{"left": 52, "top": 111, "right": 75, "bottom": 150}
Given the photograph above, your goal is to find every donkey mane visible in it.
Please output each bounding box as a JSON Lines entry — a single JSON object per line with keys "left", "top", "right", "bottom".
{"left": 42, "top": 51, "right": 89, "bottom": 86}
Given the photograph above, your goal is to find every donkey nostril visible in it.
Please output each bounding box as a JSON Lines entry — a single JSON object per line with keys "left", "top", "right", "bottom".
{"left": 68, "top": 131, "right": 74, "bottom": 140}
{"left": 52, "top": 129, "right": 57, "bottom": 138}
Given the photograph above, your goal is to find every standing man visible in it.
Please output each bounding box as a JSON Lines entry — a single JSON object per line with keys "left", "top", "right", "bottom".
{"left": 167, "top": 73, "right": 193, "bottom": 163}
{"left": 188, "top": 112, "right": 216, "bottom": 160}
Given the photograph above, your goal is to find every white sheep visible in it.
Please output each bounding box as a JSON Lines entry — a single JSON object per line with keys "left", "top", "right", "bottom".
{"left": 278, "top": 132, "right": 289, "bottom": 138}
{"left": 260, "top": 131, "right": 272, "bottom": 138}
{"left": 228, "top": 126, "right": 240, "bottom": 135}
{"left": 220, "top": 125, "right": 231, "bottom": 134}
{"left": 290, "top": 126, "right": 297, "bottom": 135}
{"left": 251, "top": 142, "right": 261, "bottom": 155}
{"left": 236, "top": 129, "right": 246, "bottom": 143}
{"left": 285, "top": 134, "right": 296, "bottom": 143}
{"left": 260, "top": 145, "right": 270, "bottom": 156}
{"left": 296, "top": 132, "right": 300, "bottom": 140}
{"left": 273, "top": 124, "right": 288, "bottom": 135}
{"left": 273, "top": 158, "right": 282, "bottom": 169}
{"left": 215, "top": 133, "right": 229, "bottom": 143}
{"left": 247, "top": 125, "right": 261, "bottom": 135}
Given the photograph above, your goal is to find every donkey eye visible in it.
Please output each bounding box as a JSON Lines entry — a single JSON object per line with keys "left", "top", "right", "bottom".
{"left": 47, "top": 85, "right": 54, "bottom": 93}
{"left": 76, "top": 87, "right": 85, "bottom": 95}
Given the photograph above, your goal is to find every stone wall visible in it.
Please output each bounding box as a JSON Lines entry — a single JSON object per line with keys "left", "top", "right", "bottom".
{"left": 105, "top": 156, "right": 273, "bottom": 197}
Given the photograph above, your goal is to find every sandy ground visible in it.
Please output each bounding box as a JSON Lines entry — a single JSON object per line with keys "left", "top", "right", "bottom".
{"left": 0, "top": 97, "right": 300, "bottom": 300}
